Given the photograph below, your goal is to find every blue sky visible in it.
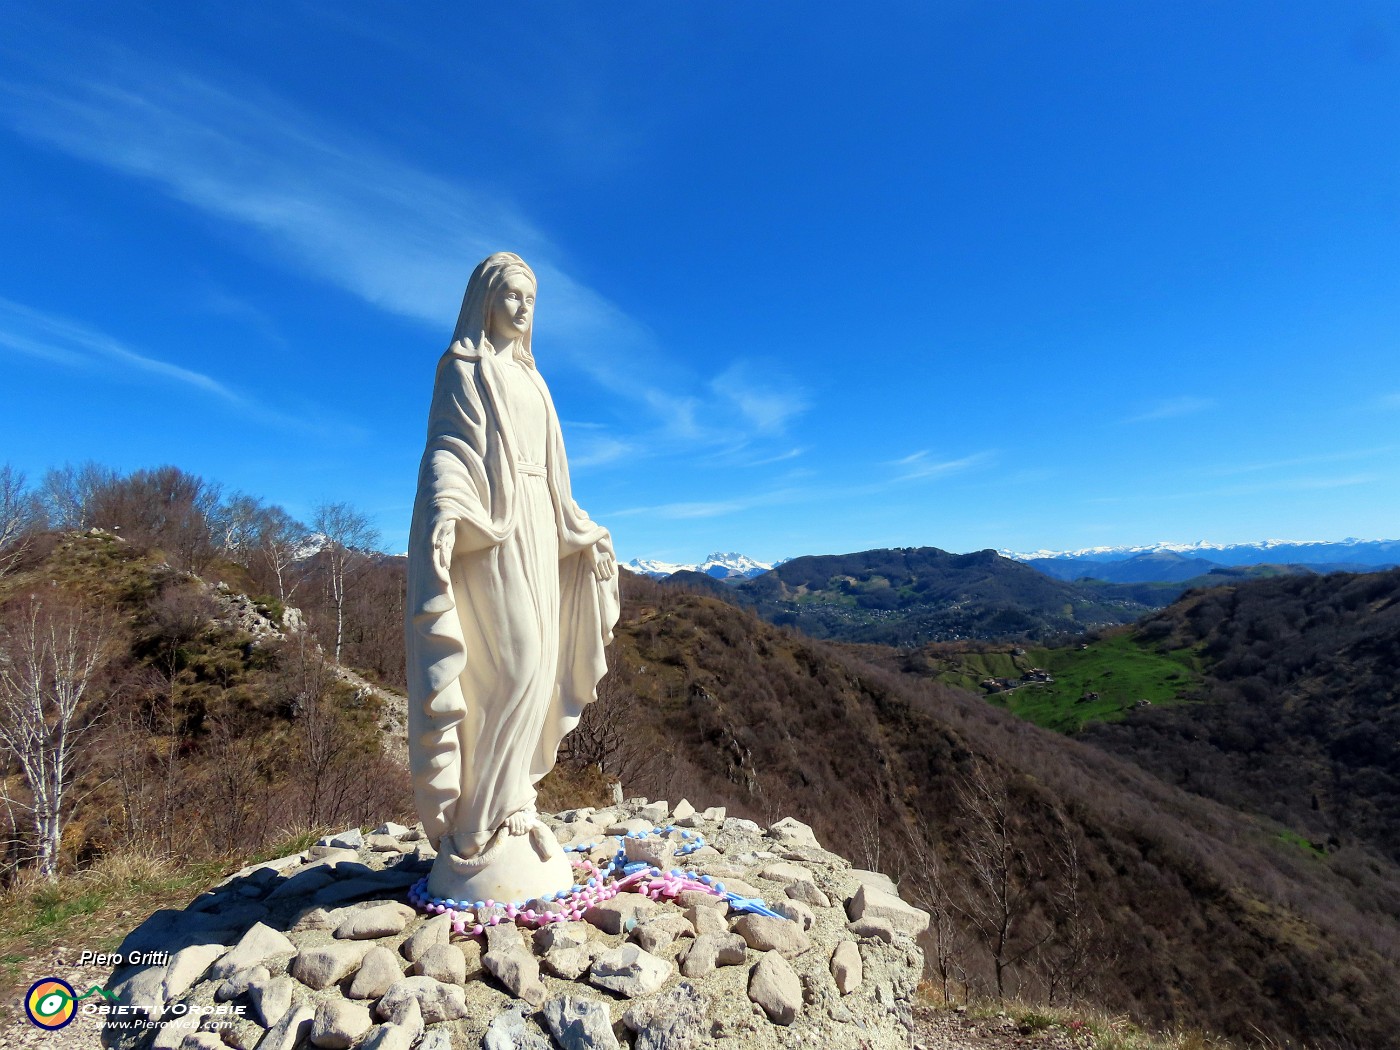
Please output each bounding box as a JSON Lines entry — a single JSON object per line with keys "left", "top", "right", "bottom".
{"left": 2, "top": 2, "right": 1398, "bottom": 563}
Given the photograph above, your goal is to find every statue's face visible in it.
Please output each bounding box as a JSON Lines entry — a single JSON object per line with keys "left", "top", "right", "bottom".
{"left": 489, "top": 273, "right": 536, "bottom": 347}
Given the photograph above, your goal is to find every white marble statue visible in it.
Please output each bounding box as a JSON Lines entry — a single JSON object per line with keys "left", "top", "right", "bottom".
{"left": 405, "top": 252, "right": 620, "bottom": 904}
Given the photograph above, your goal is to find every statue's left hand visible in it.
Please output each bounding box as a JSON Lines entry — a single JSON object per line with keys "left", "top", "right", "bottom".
{"left": 587, "top": 537, "right": 616, "bottom": 581}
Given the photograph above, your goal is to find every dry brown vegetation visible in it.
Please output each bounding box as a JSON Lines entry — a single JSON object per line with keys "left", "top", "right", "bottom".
{"left": 564, "top": 572, "right": 1400, "bottom": 1050}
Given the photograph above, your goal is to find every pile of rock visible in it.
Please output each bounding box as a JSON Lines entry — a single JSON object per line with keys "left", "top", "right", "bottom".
{"left": 104, "top": 802, "right": 929, "bottom": 1050}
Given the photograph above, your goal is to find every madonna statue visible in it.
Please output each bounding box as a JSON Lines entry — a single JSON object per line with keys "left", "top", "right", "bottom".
{"left": 405, "top": 252, "right": 619, "bottom": 904}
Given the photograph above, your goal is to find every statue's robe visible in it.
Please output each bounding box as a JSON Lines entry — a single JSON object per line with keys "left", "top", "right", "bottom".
{"left": 405, "top": 342, "right": 619, "bottom": 852}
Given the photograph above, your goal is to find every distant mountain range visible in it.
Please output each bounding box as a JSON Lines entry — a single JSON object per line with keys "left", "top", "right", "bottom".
{"left": 1008, "top": 537, "right": 1400, "bottom": 581}
{"left": 629, "top": 539, "right": 1400, "bottom": 589}
{"left": 625, "top": 551, "right": 775, "bottom": 580}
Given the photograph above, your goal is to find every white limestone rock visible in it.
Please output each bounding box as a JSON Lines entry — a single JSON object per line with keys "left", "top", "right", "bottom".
{"left": 846, "top": 883, "right": 931, "bottom": 937}
{"left": 542, "top": 994, "right": 621, "bottom": 1050}
{"left": 831, "top": 940, "right": 863, "bottom": 995}
{"left": 589, "top": 943, "right": 673, "bottom": 998}
{"left": 748, "top": 951, "right": 802, "bottom": 1025}
{"left": 208, "top": 922, "right": 296, "bottom": 981}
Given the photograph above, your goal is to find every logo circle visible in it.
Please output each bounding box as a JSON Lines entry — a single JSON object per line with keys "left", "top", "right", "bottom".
{"left": 26, "top": 978, "right": 76, "bottom": 1029}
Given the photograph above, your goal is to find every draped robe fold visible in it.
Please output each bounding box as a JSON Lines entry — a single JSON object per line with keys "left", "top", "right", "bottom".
{"left": 405, "top": 343, "right": 620, "bottom": 853}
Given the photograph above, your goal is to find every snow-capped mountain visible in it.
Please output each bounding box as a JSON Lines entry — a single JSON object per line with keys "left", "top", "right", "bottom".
{"left": 625, "top": 551, "right": 776, "bottom": 580}
{"left": 1004, "top": 538, "right": 1400, "bottom": 568}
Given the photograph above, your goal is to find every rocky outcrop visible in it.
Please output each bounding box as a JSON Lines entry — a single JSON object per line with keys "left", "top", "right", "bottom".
{"left": 102, "top": 801, "right": 926, "bottom": 1050}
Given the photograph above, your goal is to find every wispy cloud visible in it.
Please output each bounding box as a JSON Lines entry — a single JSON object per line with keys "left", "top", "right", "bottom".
{"left": 709, "top": 363, "right": 809, "bottom": 435}
{"left": 1203, "top": 446, "right": 1393, "bottom": 477}
{"left": 0, "top": 297, "right": 240, "bottom": 400}
{"left": 0, "top": 297, "right": 341, "bottom": 436}
{"left": 890, "top": 449, "right": 995, "bottom": 481}
{"left": 1122, "top": 396, "right": 1216, "bottom": 424}
{"left": 0, "top": 49, "right": 797, "bottom": 461}
{"left": 1378, "top": 392, "right": 1400, "bottom": 410}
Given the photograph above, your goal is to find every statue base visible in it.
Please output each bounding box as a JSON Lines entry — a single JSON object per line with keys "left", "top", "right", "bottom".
{"left": 426, "top": 823, "right": 573, "bottom": 906}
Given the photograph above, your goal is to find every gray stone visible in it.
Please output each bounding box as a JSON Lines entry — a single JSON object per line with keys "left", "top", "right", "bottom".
{"left": 376, "top": 975, "right": 468, "bottom": 1024}
{"left": 786, "top": 879, "right": 831, "bottom": 908}
{"left": 160, "top": 943, "right": 224, "bottom": 1001}
{"left": 366, "top": 834, "right": 408, "bottom": 852}
{"left": 767, "top": 817, "right": 819, "bottom": 848}
{"left": 484, "top": 1003, "right": 553, "bottom": 1050}
{"left": 485, "top": 922, "right": 527, "bottom": 955}
{"left": 256, "top": 1002, "right": 314, "bottom": 1050}
{"left": 680, "top": 932, "right": 747, "bottom": 978}
{"left": 623, "top": 834, "right": 673, "bottom": 868}
{"left": 208, "top": 922, "right": 296, "bottom": 981}
{"left": 748, "top": 951, "right": 801, "bottom": 1025}
{"left": 831, "top": 940, "right": 862, "bottom": 995}
{"left": 374, "top": 821, "right": 410, "bottom": 837}
{"left": 318, "top": 828, "right": 365, "bottom": 849}
{"left": 333, "top": 902, "right": 413, "bottom": 939}
{"left": 721, "top": 817, "right": 761, "bottom": 835}
{"left": 583, "top": 895, "right": 655, "bottom": 935}
{"left": 588, "top": 943, "right": 673, "bottom": 998}
{"left": 605, "top": 817, "right": 654, "bottom": 836}
{"left": 380, "top": 995, "right": 424, "bottom": 1044}
{"left": 701, "top": 807, "right": 726, "bottom": 822}
{"left": 248, "top": 973, "right": 296, "bottom": 1027}
{"left": 291, "top": 907, "right": 336, "bottom": 932}
{"left": 670, "top": 799, "right": 696, "bottom": 821}
{"left": 623, "top": 981, "right": 709, "bottom": 1050}
{"left": 637, "top": 800, "right": 669, "bottom": 823}
{"left": 534, "top": 922, "right": 589, "bottom": 953}
{"left": 419, "top": 1031, "right": 454, "bottom": 1050}
{"left": 769, "top": 898, "right": 816, "bottom": 931}
{"left": 348, "top": 945, "right": 403, "bottom": 999}
{"left": 289, "top": 941, "right": 371, "bottom": 990}
{"left": 542, "top": 995, "right": 621, "bottom": 1050}
{"left": 265, "top": 867, "right": 337, "bottom": 901}
{"left": 731, "top": 913, "right": 812, "bottom": 957}
{"left": 360, "top": 1024, "right": 414, "bottom": 1050}
{"left": 541, "top": 943, "right": 597, "bottom": 980}
{"left": 629, "top": 912, "right": 694, "bottom": 953}
{"left": 846, "top": 883, "right": 930, "bottom": 936}
{"left": 309, "top": 999, "right": 372, "bottom": 1049}
{"left": 685, "top": 904, "right": 727, "bottom": 936}
{"left": 674, "top": 889, "right": 725, "bottom": 911}
{"left": 399, "top": 913, "right": 451, "bottom": 962}
{"left": 846, "top": 917, "right": 897, "bottom": 943}
{"left": 847, "top": 867, "right": 898, "bottom": 893}
{"left": 180, "top": 1035, "right": 225, "bottom": 1050}
{"left": 414, "top": 942, "right": 467, "bottom": 983}
{"left": 215, "top": 964, "right": 268, "bottom": 1002}
{"left": 484, "top": 948, "right": 546, "bottom": 1006}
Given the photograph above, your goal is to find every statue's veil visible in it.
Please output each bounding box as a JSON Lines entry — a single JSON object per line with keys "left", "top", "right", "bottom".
{"left": 450, "top": 252, "right": 537, "bottom": 368}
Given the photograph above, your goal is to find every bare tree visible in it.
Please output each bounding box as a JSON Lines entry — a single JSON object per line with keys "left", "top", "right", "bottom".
{"left": 40, "top": 462, "right": 117, "bottom": 530}
{"left": 0, "top": 596, "right": 114, "bottom": 878}
{"left": 1034, "top": 807, "right": 1116, "bottom": 1006}
{"left": 896, "top": 821, "right": 970, "bottom": 1003}
{"left": 0, "top": 465, "right": 43, "bottom": 578}
{"left": 210, "top": 492, "right": 266, "bottom": 566}
{"left": 560, "top": 669, "right": 671, "bottom": 797}
{"left": 254, "top": 506, "right": 311, "bottom": 603}
{"left": 312, "top": 502, "right": 380, "bottom": 664}
{"left": 953, "top": 760, "right": 1051, "bottom": 1002}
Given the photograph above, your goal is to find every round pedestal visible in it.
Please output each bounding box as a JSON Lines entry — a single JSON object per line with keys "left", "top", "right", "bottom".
{"left": 426, "top": 824, "right": 573, "bottom": 905}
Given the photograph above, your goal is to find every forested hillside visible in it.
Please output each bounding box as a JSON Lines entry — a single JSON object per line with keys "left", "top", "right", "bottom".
{"left": 715, "top": 547, "right": 1164, "bottom": 644}
{"left": 1077, "top": 569, "right": 1400, "bottom": 866}
{"left": 572, "top": 573, "right": 1400, "bottom": 1049}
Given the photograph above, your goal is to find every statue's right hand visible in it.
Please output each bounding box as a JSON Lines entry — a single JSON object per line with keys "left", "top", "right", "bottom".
{"left": 432, "top": 518, "right": 456, "bottom": 573}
